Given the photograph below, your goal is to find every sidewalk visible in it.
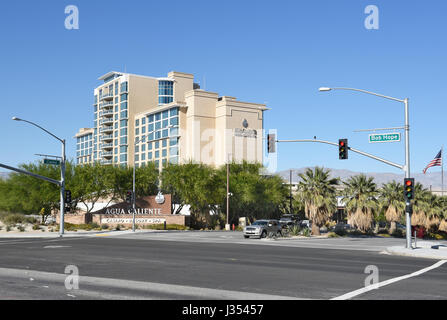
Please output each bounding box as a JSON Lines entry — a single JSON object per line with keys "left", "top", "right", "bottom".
{"left": 386, "top": 241, "right": 447, "bottom": 260}
{"left": 0, "top": 229, "right": 161, "bottom": 238}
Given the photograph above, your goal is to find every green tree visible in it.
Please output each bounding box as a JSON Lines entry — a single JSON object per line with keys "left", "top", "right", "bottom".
{"left": 341, "top": 174, "right": 378, "bottom": 233}
{"left": 297, "top": 167, "right": 339, "bottom": 235}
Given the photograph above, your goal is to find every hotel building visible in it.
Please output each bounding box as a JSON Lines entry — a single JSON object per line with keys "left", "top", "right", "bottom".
{"left": 75, "top": 71, "right": 267, "bottom": 168}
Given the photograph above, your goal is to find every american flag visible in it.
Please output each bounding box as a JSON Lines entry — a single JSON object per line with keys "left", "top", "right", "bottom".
{"left": 423, "top": 149, "right": 442, "bottom": 174}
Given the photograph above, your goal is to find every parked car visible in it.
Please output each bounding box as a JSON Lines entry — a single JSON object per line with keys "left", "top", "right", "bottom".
{"left": 279, "top": 215, "right": 299, "bottom": 227}
{"left": 243, "top": 219, "right": 282, "bottom": 239}
{"left": 300, "top": 220, "right": 311, "bottom": 229}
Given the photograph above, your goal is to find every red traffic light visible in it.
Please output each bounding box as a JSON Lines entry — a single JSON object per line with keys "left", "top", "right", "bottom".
{"left": 340, "top": 141, "right": 345, "bottom": 147}
{"left": 405, "top": 180, "right": 412, "bottom": 186}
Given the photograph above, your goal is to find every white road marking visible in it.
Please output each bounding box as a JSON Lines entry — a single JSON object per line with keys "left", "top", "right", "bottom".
{"left": 0, "top": 267, "right": 302, "bottom": 300}
{"left": 332, "top": 260, "right": 447, "bottom": 300}
{"left": 43, "top": 245, "right": 71, "bottom": 249}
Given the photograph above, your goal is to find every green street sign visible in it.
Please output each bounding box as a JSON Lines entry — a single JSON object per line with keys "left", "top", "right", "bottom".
{"left": 44, "top": 159, "right": 61, "bottom": 166}
{"left": 369, "top": 133, "right": 401, "bottom": 143}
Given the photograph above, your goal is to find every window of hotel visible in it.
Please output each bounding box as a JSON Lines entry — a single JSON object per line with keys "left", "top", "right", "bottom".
{"left": 155, "top": 151, "right": 159, "bottom": 159}
{"left": 120, "top": 137, "right": 128, "bottom": 145}
{"left": 120, "top": 154, "right": 127, "bottom": 162}
{"left": 120, "top": 82, "right": 128, "bottom": 93}
{"left": 135, "top": 128, "right": 139, "bottom": 135}
{"left": 148, "top": 152, "right": 152, "bottom": 159}
{"left": 135, "top": 146, "right": 139, "bottom": 153}
{"left": 135, "top": 119, "right": 139, "bottom": 127}
{"left": 135, "top": 155, "right": 139, "bottom": 162}
{"left": 141, "top": 153, "right": 146, "bottom": 161}
{"left": 115, "top": 82, "right": 119, "bottom": 95}
{"left": 120, "top": 111, "right": 128, "bottom": 119}
{"left": 120, "top": 102, "right": 128, "bottom": 110}
{"left": 120, "top": 93, "right": 128, "bottom": 102}
{"left": 162, "top": 139, "right": 167, "bottom": 148}
{"left": 141, "top": 144, "right": 146, "bottom": 152}
{"left": 142, "top": 118, "right": 146, "bottom": 125}
{"left": 158, "top": 80, "right": 173, "bottom": 105}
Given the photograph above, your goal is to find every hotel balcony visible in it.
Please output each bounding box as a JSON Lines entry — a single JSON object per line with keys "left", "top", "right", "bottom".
{"left": 100, "top": 92, "right": 113, "bottom": 101}
{"left": 101, "top": 142, "right": 113, "bottom": 150}
{"left": 101, "top": 134, "right": 113, "bottom": 141}
{"left": 102, "top": 159, "right": 113, "bottom": 165}
{"left": 100, "top": 126, "right": 113, "bottom": 134}
{"left": 102, "top": 151, "right": 113, "bottom": 158}
{"left": 101, "top": 100, "right": 114, "bottom": 109}
{"left": 101, "top": 109, "right": 114, "bottom": 117}
{"left": 100, "top": 118, "right": 114, "bottom": 125}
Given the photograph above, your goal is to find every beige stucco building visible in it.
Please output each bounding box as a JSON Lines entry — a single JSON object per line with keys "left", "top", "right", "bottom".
{"left": 76, "top": 71, "right": 267, "bottom": 168}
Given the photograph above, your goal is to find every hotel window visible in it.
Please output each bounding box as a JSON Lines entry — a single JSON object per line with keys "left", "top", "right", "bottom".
{"left": 115, "top": 82, "right": 118, "bottom": 95}
{"left": 135, "top": 146, "right": 139, "bottom": 153}
{"left": 148, "top": 152, "right": 152, "bottom": 159}
{"left": 135, "top": 119, "right": 139, "bottom": 127}
{"left": 141, "top": 144, "right": 146, "bottom": 152}
{"left": 135, "top": 128, "right": 139, "bottom": 135}
{"left": 120, "top": 81, "right": 128, "bottom": 93}
{"left": 135, "top": 154, "right": 139, "bottom": 162}
{"left": 120, "top": 93, "right": 128, "bottom": 102}
{"left": 141, "top": 153, "right": 146, "bottom": 161}
{"left": 158, "top": 80, "right": 173, "bottom": 105}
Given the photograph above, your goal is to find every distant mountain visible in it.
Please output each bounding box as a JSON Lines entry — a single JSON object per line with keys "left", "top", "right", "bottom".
{"left": 278, "top": 167, "right": 445, "bottom": 191}
{"left": 0, "top": 172, "right": 10, "bottom": 180}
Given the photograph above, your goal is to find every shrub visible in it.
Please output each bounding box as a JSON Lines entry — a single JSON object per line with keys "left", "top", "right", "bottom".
{"left": 32, "top": 224, "right": 41, "bottom": 230}
{"left": 6, "top": 225, "right": 11, "bottom": 232}
{"left": 115, "top": 224, "right": 122, "bottom": 231}
{"left": 328, "top": 232, "right": 339, "bottom": 238}
{"left": 289, "top": 225, "right": 301, "bottom": 236}
{"left": 17, "top": 225, "right": 25, "bottom": 232}
{"left": 101, "top": 224, "right": 109, "bottom": 230}
{"left": 301, "top": 228, "right": 311, "bottom": 237}
{"left": 391, "top": 229, "right": 404, "bottom": 238}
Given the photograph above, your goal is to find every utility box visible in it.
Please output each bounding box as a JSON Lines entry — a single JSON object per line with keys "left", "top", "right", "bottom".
{"left": 239, "top": 217, "right": 247, "bottom": 228}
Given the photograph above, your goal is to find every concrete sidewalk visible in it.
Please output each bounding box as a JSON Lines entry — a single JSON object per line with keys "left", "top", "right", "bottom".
{"left": 0, "top": 229, "right": 160, "bottom": 238}
{"left": 386, "top": 241, "right": 447, "bottom": 260}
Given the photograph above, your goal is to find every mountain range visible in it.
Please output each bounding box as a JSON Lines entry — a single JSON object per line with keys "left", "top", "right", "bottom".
{"left": 278, "top": 167, "right": 445, "bottom": 191}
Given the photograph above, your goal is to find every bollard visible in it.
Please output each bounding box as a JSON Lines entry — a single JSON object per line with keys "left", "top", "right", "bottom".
{"left": 414, "top": 230, "right": 417, "bottom": 248}
{"left": 232, "top": 224, "right": 235, "bottom": 231}
{"left": 164, "top": 221, "right": 167, "bottom": 230}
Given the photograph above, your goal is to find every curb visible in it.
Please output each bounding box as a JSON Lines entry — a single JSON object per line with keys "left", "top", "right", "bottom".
{"left": 385, "top": 246, "right": 447, "bottom": 260}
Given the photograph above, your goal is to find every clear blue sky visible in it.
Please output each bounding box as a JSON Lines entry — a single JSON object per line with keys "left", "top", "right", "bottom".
{"left": 0, "top": 0, "right": 446, "bottom": 175}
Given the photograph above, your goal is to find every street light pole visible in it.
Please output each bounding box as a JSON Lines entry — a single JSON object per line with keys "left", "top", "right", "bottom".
{"left": 12, "top": 117, "right": 66, "bottom": 237}
{"left": 319, "top": 88, "right": 412, "bottom": 249}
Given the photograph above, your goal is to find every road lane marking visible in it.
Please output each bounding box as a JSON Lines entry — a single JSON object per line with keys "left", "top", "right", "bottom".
{"left": 0, "top": 267, "right": 303, "bottom": 300}
{"left": 332, "top": 260, "right": 447, "bottom": 300}
{"left": 43, "top": 246, "right": 71, "bottom": 249}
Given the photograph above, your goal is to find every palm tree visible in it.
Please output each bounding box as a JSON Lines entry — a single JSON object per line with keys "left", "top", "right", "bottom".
{"left": 411, "top": 183, "right": 431, "bottom": 228}
{"left": 438, "top": 196, "right": 447, "bottom": 233}
{"left": 341, "top": 174, "right": 378, "bottom": 233}
{"left": 297, "top": 167, "right": 339, "bottom": 235}
{"left": 379, "top": 181, "right": 405, "bottom": 234}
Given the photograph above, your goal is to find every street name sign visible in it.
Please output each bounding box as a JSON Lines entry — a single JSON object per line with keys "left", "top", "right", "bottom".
{"left": 369, "top": 133, "right": 401, "bottom": 143}
{"left": 44, "top": 159, "right": 61, "bottom": 165}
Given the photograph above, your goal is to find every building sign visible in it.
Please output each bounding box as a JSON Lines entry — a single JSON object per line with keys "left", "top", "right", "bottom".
{"left": 104, "top": 208, "right": 162, "bottom": 215}
{"left": 234, "top": 128, "right": 257, "bottom": 138}
{"left": 102, "top": 218, "right": 166, "bottom": 224}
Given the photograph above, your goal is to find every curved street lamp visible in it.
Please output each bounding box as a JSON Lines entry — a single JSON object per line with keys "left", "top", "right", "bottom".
{"left": 12, "top": 117, "right": 66, "bottom": 237}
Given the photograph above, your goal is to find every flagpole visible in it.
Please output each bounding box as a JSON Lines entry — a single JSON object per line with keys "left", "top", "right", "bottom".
{"left": 442, "top": 145, "right": 444, "bottom": 197}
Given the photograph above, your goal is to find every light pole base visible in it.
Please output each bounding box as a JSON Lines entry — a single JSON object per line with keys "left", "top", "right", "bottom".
{"left": 225, "top": 224, "right": 231, "bottom": 231}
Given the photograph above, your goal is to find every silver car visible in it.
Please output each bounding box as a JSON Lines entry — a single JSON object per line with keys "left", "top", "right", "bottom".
{"left": 243, "top": 219, "right": 282, "bottom": 239}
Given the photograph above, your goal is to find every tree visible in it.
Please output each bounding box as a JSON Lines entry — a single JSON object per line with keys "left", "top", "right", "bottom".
{"left": 411, "top": 183, "right": 431, "bottom": 228}
{"left": 342, "top": 174, "right": 378, "bottom": 233}
{"left": 379, "top": 181, "right": 405, "bottom": 234}
{"left": 297, "top": 167, "right": 339, "bottom": 235}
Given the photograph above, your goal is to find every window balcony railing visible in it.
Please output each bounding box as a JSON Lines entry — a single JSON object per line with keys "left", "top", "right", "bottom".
{"left": 102, "top": 159, "right": 113, "bottom": 165}
{"left": 101, "top": 134, "right": 113, "bottom": 141}
{"left": 101, "top": 143, "right": 113, "bottom": 149}
{"left": 101, "top": 110, "right": 114, "bottom": 117}
{"left": 100, "top": 92, "right": 114, "bottom": 101}
{"left": 100, "top": 118, "right": 114, "bottom": 125}
{"left": 102, "top": 151, "right": 113, "bottom": 157}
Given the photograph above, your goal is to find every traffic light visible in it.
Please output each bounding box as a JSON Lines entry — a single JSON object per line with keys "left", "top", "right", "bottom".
{"left": 339, "top": 139, "right": 348, "bottom": 160}
{"left": 65, "top": 190, "right": 72, "bottom": 204}
{"left": 267, "top": 134, "right": 276, "bottom": 153}
{"left": 126, "top": 190, "right": 133, "bottom": 204}
{"left": 404, "top": 178, "right": 415, "bottom": 201}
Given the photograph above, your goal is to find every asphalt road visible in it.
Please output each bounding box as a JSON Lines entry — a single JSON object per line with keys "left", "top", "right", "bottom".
{"left": 0, "top": 234, "right": 445, "bottom": 300}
